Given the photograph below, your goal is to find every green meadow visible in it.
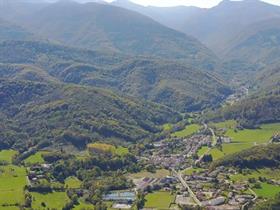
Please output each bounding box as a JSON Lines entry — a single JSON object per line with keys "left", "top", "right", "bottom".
{"left": 172, "top": 124, "right": 201, "bottom": 138}
{"left": 253, "top": 183, "right": 280, "bottom": 198}
{"left": 231, "top": 169, "right": 280, "bottom": 182}
{"left": 23, "top": 151, "right": 49, "bottom": 165}
{"left": 0, "top": 150, "right": 18, "bottom": 164}
{"left": 65, "top": 176, "right": 82, "bottom": 189}
{"left": 144, "top": 191, "right": 175, "bottom": 209}
{"left": 31, "top": 192, "right": 70, "bottom": 209}
{"left": 209, "top": 122, "right": 280, "bottom": 160}
{"left": 0, "top": 150, "right": 27, "bottom": 208}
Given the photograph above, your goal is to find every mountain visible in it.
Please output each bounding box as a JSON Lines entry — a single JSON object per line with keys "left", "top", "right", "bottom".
{"left": 224, "top": 18, "right": 280, "bottom": 72}
{"left": 111, "top": 0, "right": 203, "bottom": 32}
{"left": 0, "top": 18, "right": 35, "bottom": 41}
{"left": 0, "top": 40, "right": 231, "bottom": 112}
{"left": 11, "top": 0, "right": 217, "bottom": 69}
{"left": 176, "top": 0, "right": 280, "bottom": 55}
{"left": 0, "top": 78, "right": 181, "bottom": 150}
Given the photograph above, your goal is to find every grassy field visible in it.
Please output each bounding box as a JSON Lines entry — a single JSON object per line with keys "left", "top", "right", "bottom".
{"left": 115, "top": 146, "right": 129, "bottom": 156}
{"left": 209, "top": 123, "right": 280, "bottom": 160}
{"left": 23, "top": 151, "right": 49, "bottom": 165}
{"left": 253, "top": 183, "right": 280, "bottom": 198}
{"left": 163, "top": 123, "right": 173, "bottom": 131}
{"left": 128, "top": 169, "right": 170, "bottom": 179}
{"left": 0, "top": 165, "right": 27, "bottom": 207}
{"left": 73, "top": 199, "right": 94, "bottom": 210}
{"left": 197, "top": 146, "right": 209, "bottom": 157}
{"left": 65, "top": 176, "right": 82, "bottom": 189}
{"left": 31, "top": 192, "right": 70, "bottom": 209}
{"left": 144, "top": 191, "right": 175, "bottom": 209}
{"left": 172, "top": 124, "right": 200, "bottom": 138}
{"left": 183, "top": 167, "right": 205, "bottom": 176}
{"left": 231, "top": 169, "right": 280, "bottom": 182}
{"left": 0, "top": 150, "right": 18, "bottom": 164}
{"left": 211, "top": 120, "right": 237, "bottom": 129}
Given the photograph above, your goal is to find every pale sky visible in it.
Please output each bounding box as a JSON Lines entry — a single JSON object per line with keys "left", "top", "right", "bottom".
{"left": 103, "top": 0, "right": 280, "bottom": 8}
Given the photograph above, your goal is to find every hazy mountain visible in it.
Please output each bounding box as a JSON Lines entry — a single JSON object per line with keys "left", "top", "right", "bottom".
{"left": 0, "top": 40, "right": 231, "bottom": 112}
{"left": 179, "top": 0, "right": 280, "bottom": 55}
{"left": 10, "top": 0, "right": 217, "bottom": 70}
{"left": 111, "top": 0, "right": 204, "bottom": 32}
{"left": 0, "top": 18, "right": 36, "bottom": 41}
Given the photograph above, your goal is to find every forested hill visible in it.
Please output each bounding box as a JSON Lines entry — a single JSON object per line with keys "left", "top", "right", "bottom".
{"left": 0, "top": 40, "right": 231, "bottom": 112}
{"left": 11, "top": 0, "right": 218, "bottom": 70}
{"left": 0, "top": 78, "right": 181, "bottom": 150}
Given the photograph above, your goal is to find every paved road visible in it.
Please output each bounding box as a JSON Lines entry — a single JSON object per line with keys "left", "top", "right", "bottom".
{"left": 172, "top": 169, "right": 202, "bottom": 206}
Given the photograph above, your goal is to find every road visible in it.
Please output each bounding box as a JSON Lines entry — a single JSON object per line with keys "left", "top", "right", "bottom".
{"left": 172, "top": 169, "right": 202, "bottom": 207}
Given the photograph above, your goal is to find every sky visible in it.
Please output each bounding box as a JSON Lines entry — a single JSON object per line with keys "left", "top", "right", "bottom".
{"left": 102, "top": 0, "right": 280, "bottom": 8}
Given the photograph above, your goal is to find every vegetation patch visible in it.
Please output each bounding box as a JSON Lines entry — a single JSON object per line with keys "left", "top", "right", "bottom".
{"left": 172, "top": 124, "right": 200, "bottom": 138}
{"left": 0, "top": 165, "right": 26, "bottom": 207}
{"left": 65, "top": 176, "right": 82, "bottom": 189}
{"left": 253, "top": 183, "right": 280, "bottom": 198}
{"left": 23, "top": 151, "right": 49, "bottom": 165}
{"left": 30, "top": 191, "right": 70, "bottom": 210}
{"left": 0, "top": 150, "right": 18, "bottom": 164}
{"left": 144, "top": 191, "right": 175, "bottom": 209}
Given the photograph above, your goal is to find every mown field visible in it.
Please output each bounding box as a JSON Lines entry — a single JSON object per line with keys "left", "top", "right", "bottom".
{"left": 209, "top": 122, "right": 280, "bottom": 160}
{"left": 144, "top": 191, "right": 175, "bottom": 209}
{"left": 0, "top": 150, "right": 26, "bottom": 209}
{"left": 31, "top": 192, "right": 70, "bottom": 209}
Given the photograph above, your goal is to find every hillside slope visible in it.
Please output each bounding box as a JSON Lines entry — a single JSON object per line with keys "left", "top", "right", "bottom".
{"left": 15, "top": 0, "right": 217, "bottom": 69}
{"left": 0, "top": 78, "right": 181, "bottom": 150}
{"left": 0, "top": 40, "right": 231, "bottom": 112}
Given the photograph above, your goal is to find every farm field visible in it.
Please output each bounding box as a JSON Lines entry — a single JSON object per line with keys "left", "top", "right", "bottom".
{"left": 128, "top": 169, "right": 170, "bottom": 179}
{"left": 144, "top": 191, "right": 175, "bottom": 209}
{"left": 172, "top": 124, "right": 201, "bottom": 138}
{"left": 31, "top": 191, "right": 70, "bottom": 209}
{"left": 197, "top": 146, "right": 209, "bottom": 157}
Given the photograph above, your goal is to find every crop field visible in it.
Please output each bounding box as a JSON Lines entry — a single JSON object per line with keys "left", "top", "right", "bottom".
{"left": 144, "top": 191, "right": 175, "bottom": 209}
{"left": 65, "top": 176, "right": 82, "bottom": 189}
{"left": 23, "top": 151, "right": 49, "bottom": 165}
{"left": 31, "top": 192, "right": 70, "bottom": 209}
{"left": 0, "top": 150, "right": 18, "bottom": 164}
{"left": 172, "top": 124, "right": 201, "bottom": 138}
{"left": 183, "top": 167, "right": 205, "bottom": 175}
{"left": 197, "top": 146, "right": 209, "bottom": 157}
{"left": 0, "top": 165, "right": 27, "bottom": 207}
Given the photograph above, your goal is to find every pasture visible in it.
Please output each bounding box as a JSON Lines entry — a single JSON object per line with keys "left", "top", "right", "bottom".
{"left": 209, "top": 123, "right": 280, "bottom": 160}
{"left": 144, "top": 191, "right": 175, "bottom": 209}
{"left": 0, "top": 165, "right": 27, "bottom": 207}
{"left": 0, "top": 150, "right": 17, "bottom": 164}
{"left": 31, "top": 191, "right": 70, "bottom": 209}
